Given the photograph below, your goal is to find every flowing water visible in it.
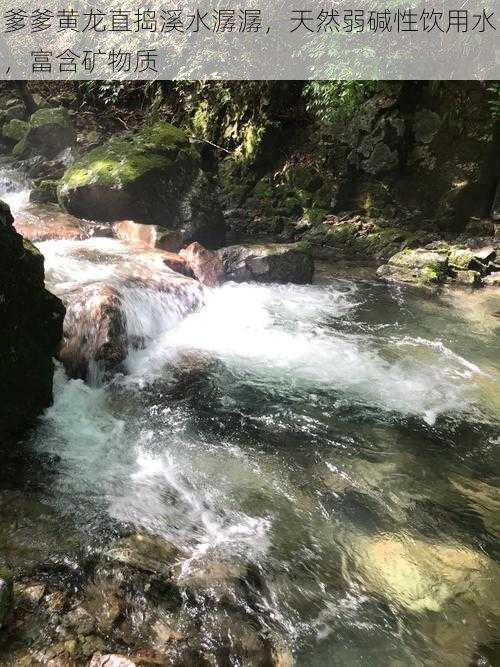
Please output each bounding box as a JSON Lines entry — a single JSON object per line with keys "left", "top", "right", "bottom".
{"left": 1, "top": 172, "right": 500, "bottom": 665}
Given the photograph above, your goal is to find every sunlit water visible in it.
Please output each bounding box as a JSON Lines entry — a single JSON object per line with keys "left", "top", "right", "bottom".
{"left": 1, "top": 172, "right": 500, "bottom": 665}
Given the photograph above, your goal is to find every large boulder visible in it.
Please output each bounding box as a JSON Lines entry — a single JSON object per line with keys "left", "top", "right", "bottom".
{"left": 0, "top": 200, "right": 65, "bottom": 437}
{"left": 58, "top": 122, "right": 225, "bottom": 248}
{"left": 180, "top": 241, "right": 225, "bottom": 286}
{"left": 13, "top": 107, "right": 75, "bottom": 159}
{"left": 218, "top": 242, "right": 314, "bottom": 284}
{"left": 377, "top": 248, "right": 448, "bottom": 285}
{"left": 58, "top": 268, "right": 204, "bottom": 379}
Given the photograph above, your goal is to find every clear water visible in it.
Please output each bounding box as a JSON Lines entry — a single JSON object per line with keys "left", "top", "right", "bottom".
{"left": 1, "top": 172, "right": 500, "bottom": 666}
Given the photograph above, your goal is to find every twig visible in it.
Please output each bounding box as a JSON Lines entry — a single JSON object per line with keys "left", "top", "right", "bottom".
{"left": 190, "top": 136, "right": 233, "bottom": 155}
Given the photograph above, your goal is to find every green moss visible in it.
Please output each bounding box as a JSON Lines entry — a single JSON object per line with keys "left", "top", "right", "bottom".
{"left": 137, "top": 121, "right": 188, "bottom": 149}
{"left": 192, "top": 101, "right": 211, "bottom": 139}
{"left": 303, "top": 207, "right": 328, "bottom": 224}
{"left": 448, "top": 246, "right": 474, "bottom": 269}
{"left": 2, "top": 118, "right": 29, "bottom": 142}
{"left": 239, "top": 121, "right": 267, "bottom": 162}
{"left": 419, "top": 266, "right": 440, "bottom": 283}
{"left": 61, "top": 137, "right": 173, "bottom": 190}
{"left": 253, "top": 178, "right": 273, "bottom": 200}
{"left": 29, "top": 106, "right": 71, "bottom": 129}
{"left": 12, "top": 135, "right": 27, "bottom": 157}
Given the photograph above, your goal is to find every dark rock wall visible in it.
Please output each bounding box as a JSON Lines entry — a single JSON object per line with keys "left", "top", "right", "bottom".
{"left": 0, "top": 200, "right": 65, "bottom": 438}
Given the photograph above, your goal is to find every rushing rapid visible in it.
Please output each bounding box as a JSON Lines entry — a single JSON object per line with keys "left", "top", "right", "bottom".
{"left": 1, "top": 170, "right": 500, "bottom": 666}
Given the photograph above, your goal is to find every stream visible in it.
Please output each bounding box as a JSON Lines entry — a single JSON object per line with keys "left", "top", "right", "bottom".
{"left": 1, "top": 169, "right": 500, "bottom": 665}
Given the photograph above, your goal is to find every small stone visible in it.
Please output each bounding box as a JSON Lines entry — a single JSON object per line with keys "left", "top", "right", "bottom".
{"left": 16, "top": 582, "right": 45, "bottom": 604}
{"left": 105, "top": 533, "right": 184, "bottom": 576}
{"left": 45, "top": 591, "right": 67, "bottom": 613}
{"left": 453, "top": 270, "right": 482, "bottom": 286}
{"left": 152, "top": 619, "right": 184, "bottom": 644}
{"left": 80, "top": 635, "right": 106, "bottom": 657}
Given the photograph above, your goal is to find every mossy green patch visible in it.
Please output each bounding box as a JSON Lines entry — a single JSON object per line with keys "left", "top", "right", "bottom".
{"left": 2, "top": 118, "right": 29, "bottom": 143}
{"left": 137, "top": 121, "right": 188, "bottom": 149}
{"left": 61, "top": 137, "right": 173, "bottom": 190}
{"left": 29, "top": 107, "right": 71, "bottom": 129}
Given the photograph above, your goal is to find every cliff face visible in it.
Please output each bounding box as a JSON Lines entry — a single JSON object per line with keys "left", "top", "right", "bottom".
{"left": 0, "top": 200, "right": 65, "bottom": 438}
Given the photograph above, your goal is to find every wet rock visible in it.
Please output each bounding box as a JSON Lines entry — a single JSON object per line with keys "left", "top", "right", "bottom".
{"left": 15, "top": 582, "right": 45, "bottom": 604}
{"left": 58, "top": 122, "right": 225, "bottom": 247}
{"left": 112, "top": 220, "right": 183, "bottom": 252}
{"left": 450, "top": 475, "right": 500, "bottom": 538}
{"left": 180, "top": 242, "right": 225, "bottom": 287}
{"left": 152, "top": 619, "right": 184, "bottom": 644}
{"left": 14, "top": 205, "right": 89, "bottom": 242}
{"left": 161, "top": 251, "right": 192, "bottom": 277}
{"left": 58, "top": 270, "right": 204, "bottom": 380}
{"left": 218, "top": 242, "right": 314, "bottom": 284}
{"left": 80, "top": 635, "right": 106, "bottom": 657}
{"left": 58, "top": 283, "right": 127, "bottom": 380}
{"left": 377, "top": 248, "right": 448, "bottom": 285}
{"left": 13, "top": 107, "right": 76, "bottom": 159}
{"left": 83, "top": 582, "right": 121, "bottom": 635}
{"left": 0, "top": 200, "right": 65, "bottom": 437}
{"left": 0, "top": 566, "right": 13, "bottom": 627}
{"left": 105, "top": 533, "right": 184, "bottom": 577}
{"left": 63, "top": 605, "right": 95, "bottom": 635}
{"left": 351, "top": 534, "right": 500, "bottom": 614}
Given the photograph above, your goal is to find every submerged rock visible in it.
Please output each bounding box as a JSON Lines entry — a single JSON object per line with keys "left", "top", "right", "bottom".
{"left": 0, "top": 200, "right": 65, "bottom": 437}
{"left": 351, "top": 533, "right": 500, "bottom": 614}
{"left": 14, "top": 204, "right": 90, "bottom": 242}
{"left": 218, "top": 242, "right": 314, "bottom": 284}
{"left": 105, "top": 533, "right": 184, "bottom": 576}
{"left": 58, "top": 122, "right": 225, "bottom": 247}
{"left": 180, "top": 241, "right": 225, "bottom": 286}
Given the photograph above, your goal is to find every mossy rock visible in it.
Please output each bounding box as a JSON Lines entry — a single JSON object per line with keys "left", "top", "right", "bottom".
{"left": 378, "top": 247, "right": 448, "bottom": 285}
{"left": 448, "top": 246, "right": 475, "bottom": 270}
{"left": 14, "top": 107, "right": 75, "bottom": 159}
{"left": 0, "top": 200, "right": 65, "bottom": 438}
{"left": 59, "top": 122, "right": 225, "bottom": 246}
{"left": 2, "top": 118, "right": 29, "bottom": 143}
